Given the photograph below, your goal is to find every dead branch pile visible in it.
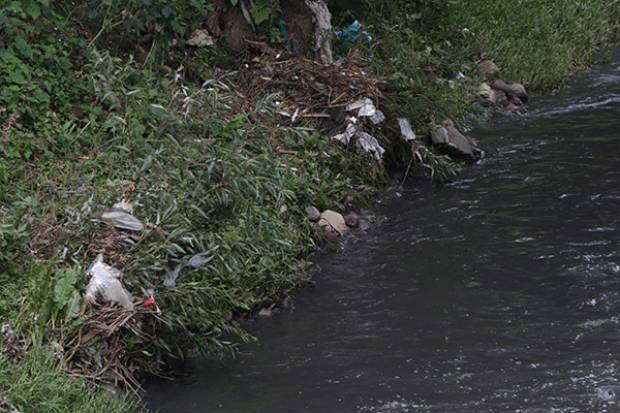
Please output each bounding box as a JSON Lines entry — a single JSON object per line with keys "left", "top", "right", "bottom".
{"left": 64, "top": 305, "right": 160, "bottom": 394}
{"left": 238, "top": 44, "right": 384, "bottom": 128}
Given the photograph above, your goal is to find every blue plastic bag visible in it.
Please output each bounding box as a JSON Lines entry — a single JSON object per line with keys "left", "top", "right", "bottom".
{"left": 334, "top": 20, "right": 372, "bottom": 44}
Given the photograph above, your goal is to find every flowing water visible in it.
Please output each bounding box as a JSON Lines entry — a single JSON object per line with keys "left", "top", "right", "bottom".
{"left": 147, "top": 54, "right": 620, "bottom": 412}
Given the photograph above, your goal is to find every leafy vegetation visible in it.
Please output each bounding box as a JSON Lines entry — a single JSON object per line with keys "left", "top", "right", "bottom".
{"left": 0, "top": 346, "right": 135, "bottom": 413}
{"left": 1, "top": 0, "right": 619, "bottom": 411}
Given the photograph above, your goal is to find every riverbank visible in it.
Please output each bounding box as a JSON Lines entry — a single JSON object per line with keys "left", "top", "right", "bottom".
{"left": 149, "top": 45, "right": 620, "bottom": 412}
{"left": 1, "top": 1, "right": 619, "bottom": 411}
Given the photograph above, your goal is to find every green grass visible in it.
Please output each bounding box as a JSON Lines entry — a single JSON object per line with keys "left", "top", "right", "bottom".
{"left": 1, "top": 0, "right": 619, "bottom": 411}
{"left": 363, "top": 0, "right": 620, "bottom": 127}
{"left": 443, "top": 0, "right": 620, "bottom": 90}
{"left": 0, "top": 346, "right": 135, "bottom": 413}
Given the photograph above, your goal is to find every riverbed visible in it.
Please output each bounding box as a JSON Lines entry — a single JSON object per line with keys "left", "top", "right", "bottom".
{"left": 147, "top": 53, "right": 620, "bottom": 412}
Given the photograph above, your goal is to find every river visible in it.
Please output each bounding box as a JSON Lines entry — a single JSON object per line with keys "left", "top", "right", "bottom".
{"left": 147, "top": 52, "right": 620, "bottom": 412}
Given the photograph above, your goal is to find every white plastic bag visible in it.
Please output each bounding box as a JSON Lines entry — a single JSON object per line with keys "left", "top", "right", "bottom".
{"left": 84, "top": 255, "right": 134, "bottom": 310}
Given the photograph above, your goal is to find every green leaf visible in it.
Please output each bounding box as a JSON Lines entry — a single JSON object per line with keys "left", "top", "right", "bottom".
{"left": 250, "top": 0, "right": 272, "bottom": 24}
{"left": 53, "top": 267, "right": 79, "bottom": 306}
{"left": 13, "top": 36, "right": 33, "bottom": 59}
{"left": 25, "top": 2, "right": 41, "bottom": 19}
{"left": 161, "top": 5, "right": 173, "bottom": 17}
{"left": 9, "top": 69, "right": 27, "bottom": 84}
{"left": 230, "top": 0, "right": 239, "bottom": 6}
{"left": 65, "top": 292, "right": 82, "bottom": 320}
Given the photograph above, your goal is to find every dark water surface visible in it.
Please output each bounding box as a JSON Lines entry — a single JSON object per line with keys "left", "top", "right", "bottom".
{"left": 147, "top": 55, "right": 620, "bottom": 412}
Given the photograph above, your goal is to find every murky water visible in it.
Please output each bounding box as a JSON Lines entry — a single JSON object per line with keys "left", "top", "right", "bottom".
{"left": 147, "top": 54, "right": 620, "bottom": 412}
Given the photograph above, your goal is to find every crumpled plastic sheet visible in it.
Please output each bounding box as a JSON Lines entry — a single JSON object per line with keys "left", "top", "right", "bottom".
{"left": 398, "top": 118, "right": 416, "bottom": 141}
{"left": 334, "top": 20, "right": 372, "bottom": 44}
{"left": 333, "top": 123, "right": 385, "bottom": 160}
{"left": 95, "top": 201, "right": 144, "bottom": 232}
{"left": 163, "top": 253, "right": 212, "bottom": 289}
{"left": 332, "top": 122, "right": 358, "bottom": 144}
{"left": 333, "top": 98, "right": 386, "bottom": 160}
{"left": 346, "top": 98, "right": 376, "bottom": 117}
{"left": 370, "top": 110, "right": 385, "bottom": 125}
{"left": 356, "top": 131, "right": 385, "bottom": 160}
{"left": 84, "top": 255, "right": 134, "bottom": 310}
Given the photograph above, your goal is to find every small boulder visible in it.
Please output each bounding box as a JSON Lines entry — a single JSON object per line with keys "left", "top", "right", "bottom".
{"left": 431, "top": 120, "right": 483, "bottom": 161}
{"left": 344, "top": 212, "right": 360, "bottom": 228}
{"left": 506, "top": 83, "right": 528, "bottom": 103}
{"left": 491, "top": 79, "right": 528, "bottom": 103}
{"left": 476, "top": 82, "right": 496, "bottom": 104}
{"left": 490, "top": 78, "right": 508, "bottom": 90}
{"left": 305, "top": 205, "right": 321, "bottom": 221}
{"left": 476, "top": 60, "right": 498, "bottom": 76}
{"left": 507, "top": 82, "right": 527, "bottom": 97}
{"left": 507, "top": 94, "right": 524, "bottom": 106}
{"left": 318, "top": 210, "right": 348, "bottom": 235}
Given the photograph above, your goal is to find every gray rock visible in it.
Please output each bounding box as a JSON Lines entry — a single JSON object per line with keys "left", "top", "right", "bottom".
{"left": 318, "top": 210, "right": 348, "bottom": 235}
{"left": 476, "top": 82, "right": 496, "bottom": 104}
{"left": 344, "top": 212, "right": 360, "bottom": 228}
{"left": 476, "top": 60, "right": 498, "bottom": 76}
{"left": 491, "top": 79, "right": 528, "bottom": 102}
{"left": 305, "top": 205, "right": 321, "bottom": 221}
{"left": 431, "top": 120, "right": 483, "bottom": 161}
{"left": 491, "top": 78, "right": 508, "bottom": 91}
{"left": 507, "top": 82, "right": 528, "bottom": 100}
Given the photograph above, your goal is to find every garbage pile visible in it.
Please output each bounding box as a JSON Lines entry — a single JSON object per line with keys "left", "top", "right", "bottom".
{"left": 238, "top": 42, "right": 394, "bottom": 160}
{"left": 239, "top": 45, "right": 383, "bottom": 120}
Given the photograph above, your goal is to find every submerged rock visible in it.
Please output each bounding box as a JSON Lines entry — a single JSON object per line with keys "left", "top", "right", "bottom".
{"left": 344, "top": 212, "right": 360, "bottom": 228}
{"left": 431, "top": 120, "right": 483, "bottom": 161}
{"left": 318, "top": 210, "right": 348, "bottom": 235}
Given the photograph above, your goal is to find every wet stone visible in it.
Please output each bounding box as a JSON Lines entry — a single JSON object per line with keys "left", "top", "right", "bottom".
{"left": 431, "top": 120, "right": 483, "bottom": 161}
{"left": 344, "top": 212, "right": 360, "bottom": 228}
{"left": 318, "top": 210, "right": 348, "bottom": 235}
